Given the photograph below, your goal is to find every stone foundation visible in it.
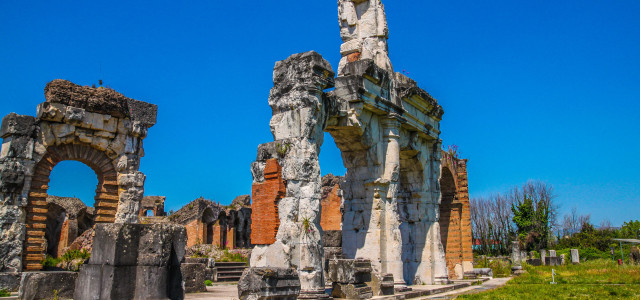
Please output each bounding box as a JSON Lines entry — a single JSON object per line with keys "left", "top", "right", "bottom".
{"left": 74, "top": 223, "right": 186, "bottom": 300}
{"left": 18, "top": 271, "right": 78, "bottom": 300}
{"left": 237, "top": 267, "right": 301, "bottom": 300}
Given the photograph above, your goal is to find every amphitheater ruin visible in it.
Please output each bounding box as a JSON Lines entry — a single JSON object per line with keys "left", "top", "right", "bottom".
{"left": 0, "top": 0, "right": 476, "bottom": 299}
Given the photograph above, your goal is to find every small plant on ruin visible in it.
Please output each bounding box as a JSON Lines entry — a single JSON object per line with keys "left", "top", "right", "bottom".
{"left": 204, "top": 280, "right": 213, "bottom": 286}
{"left": 0, "top": 288, "right": 10, "bottom": 297}
{"left": 444, "top": 144, "right": 459, "bottom": 159}
{"left": 276, "top": 142, "right": 291, "bottom": 156}
{"left": 52, "top": 289, "right": 59, "bottom": 300}
{"left": 301, "top": 216, "right": 313, "bottom": 234}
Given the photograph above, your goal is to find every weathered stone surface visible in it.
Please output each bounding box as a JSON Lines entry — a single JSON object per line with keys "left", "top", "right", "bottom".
{"left": 526, "top": 259, "right": 542, "bottom": 266}
{"left": 323, "top": 230, "right": 342, "bottom": 248}
{"left": 0, "top": 272, "right": 20, "bottom": 292}
{"left": 328, "top": 259, "right": 372, "bottom": 284}
{"left": 238, "top": 267, "right": 301, "bottom": 300}
{"left": 331, "top": 282, "right": 373, "bottom": 299}
{"left": 549, "top": 250, "right": 557, "bottom": 257}
{"left": 44, "top": 79, "right": 157, "bottom": 125}
{"left": 89, "top": 223, "right": 186, "bottom": 266}
{"left": 510, "top": 241, "right": 522, "bottom": 266}
{"left": 0, "top": 79, "right": 158, "bottom": 272}
{"left": 247, "top": 0, "right": 455, "bottom": 291}
{"left": 470, "top": 268, "right": 494, "bottom": 277}
{"left": 570, "top": 249, "right": 580, "bottom": 264}
{"left": 0, "top": 113, "right": 36, "bottom": 138}
{"left": 631, "top": 247, "right": 640, "bottom": 264}
{"left": 18, "top": 271, "right": 77, "bottom": 300}
{"left": 540, "top": 249, "right": 547, "bottom": 265}
{"left": 75, "top": 223, "right": 186, "bottom": 300}
{"left": 232, "top": 195, "right": 252, "bottom": 208}
{"left": 337, "top": 0, "right": 392, "bottom": 75}
{"left": 366, "top": 273, "right": 394, "bottom": 296}
{"left": 545, "top": 257, "right": 561, "bottom": 266}
{"left": 181, "top": 263, "right": 207, "bottom": 293}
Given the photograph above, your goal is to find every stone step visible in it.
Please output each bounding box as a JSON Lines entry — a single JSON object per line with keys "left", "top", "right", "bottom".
{"left": 24, "top": 263, "right": 44, "bottom": 271}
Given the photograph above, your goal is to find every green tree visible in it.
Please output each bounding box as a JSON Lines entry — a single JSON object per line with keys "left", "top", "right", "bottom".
{"left": 617, "top": 220, "right": 640, "bottom": 239}
{"left": 512, "top": 196, "right": 535, "bottom": 248}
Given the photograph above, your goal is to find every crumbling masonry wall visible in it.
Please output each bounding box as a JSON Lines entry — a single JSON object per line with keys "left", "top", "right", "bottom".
{"left": 439, "top": 153, "right": 473, "bottom": 279}
{"left": 0, "top": 80, "right": 156, "bottom": 272}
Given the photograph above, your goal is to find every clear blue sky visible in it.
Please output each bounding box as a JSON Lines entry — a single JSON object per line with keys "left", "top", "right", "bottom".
{"left": 1, "top": 1, "right": 638, "bottom": 226}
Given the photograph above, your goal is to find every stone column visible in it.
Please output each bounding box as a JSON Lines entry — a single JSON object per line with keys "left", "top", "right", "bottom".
{"left": 380, "top": 116, "right": 404, "bottom": 287}
{"left": 540, "top": 249, "right": 547, "bottom": 265}
{"left": 248, "top": 52, "right": 334, "bottom": 300}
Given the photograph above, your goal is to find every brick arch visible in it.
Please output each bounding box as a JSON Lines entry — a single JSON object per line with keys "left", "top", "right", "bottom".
{"left": 439, "top": 166, "right": 460, "bottom": 278}
{"left": 23, "top": 143, "right": 118, "bottom": 271}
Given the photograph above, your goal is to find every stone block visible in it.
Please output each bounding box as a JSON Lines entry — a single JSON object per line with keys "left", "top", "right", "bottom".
{"left": 0, "top": 272, "right": 21, "bottom": 292}
{"left": 549, "top": 250, "right": 557, "bottom": 257}
{"left": 545, "top": 257, "right": 561, "bottom": 266}
{"left": 366, "top": 273, "right": 394, "bottom": 296}
{"left": 0, "top": 113, "right": 36, "bottom": 138}
{"left": 526, "top": 259, "right": 542, "bottom": 266}
{"left": 571, "top": 249, "right": 580, "bottom": 264}
{"left": 324, "top": 247, "right": 342, "bottom": 261}
{"left": 1, "top": 136, "right": 34, "bottom": 159}
{"left": 181, "top": 263, "right": 207, "bottom": 293}
{"left": 18, "top": 271, "right": 77, "bottom": 300}
{"left": 75, "top": 264, "right": 184, "bottom": 300}
{"left": 630, "top": 247, "right": 640, "bottom": 264}
{"left": 471, "top": 268, "right": 494, "bottom": 277}
{"left": 323, "top": 230, "right": 342, "bottom": 247}
{"left": 238, "top": 267, "right": 300, "bottom": 300}
{"left": 89, "top": 223, "right": 186, "bottom": 267}
{"left": 328, "top": 259, "right": 372, "bottom": 284}
{"left": 75, "top": 223, "right": 187, "bottom": 299}
{"left": 331, "top": 282, "right": 373, "bottom": 299}
{"left": 540, "top": 249, "right": 547, "bottom": 265}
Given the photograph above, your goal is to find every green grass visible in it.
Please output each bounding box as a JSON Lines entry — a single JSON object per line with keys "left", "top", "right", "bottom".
{"left": 459, "top": 259, "right": 640, "bottom": 299}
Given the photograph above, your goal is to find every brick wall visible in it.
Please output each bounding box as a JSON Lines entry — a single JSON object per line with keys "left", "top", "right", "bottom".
{"left": 320, "top": 184, "right": 342, "bottom": 231}
{"left": 440, "top": 155, "right": 473, "bottom": 279}
{"left": 250, "top": 159, "right": 285, "bottom": 245}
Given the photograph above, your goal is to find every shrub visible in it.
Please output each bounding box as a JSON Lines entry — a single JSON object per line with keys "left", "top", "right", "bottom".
{"left": 41, "top": 249, "right": 91, "bottom": 271}
{"left": 204, "top": 280, "right": 213, "bottom": 286}
{"left": 42, "top": 255, "right": 61, "bottom": 269}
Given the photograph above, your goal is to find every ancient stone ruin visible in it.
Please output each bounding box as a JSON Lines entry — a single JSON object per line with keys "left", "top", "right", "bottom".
{"left": 171, "top": 197, "right": 252, "bottom": 249}
{"left": 0, "top": 79, "right": 157, "bottom": 274}
{"left": 242, "top": 0, "right": 476, "bottom": 298}
{"left": 138, "top": 195, "right": 166, "bottom": 217}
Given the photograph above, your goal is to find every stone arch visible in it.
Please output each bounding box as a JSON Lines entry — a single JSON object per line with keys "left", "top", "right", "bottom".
{"left": 23, "top": 143, "right": 118, "bottom": 270}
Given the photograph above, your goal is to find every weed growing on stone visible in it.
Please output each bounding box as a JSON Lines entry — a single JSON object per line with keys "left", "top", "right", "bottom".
{"left": 204, "top": 280, "right": 213, "bottom": 286}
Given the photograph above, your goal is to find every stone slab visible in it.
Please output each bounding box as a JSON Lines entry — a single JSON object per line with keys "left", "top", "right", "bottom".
{"left": 0, "top": 272, "right": 20, "bottom": 292}
{"left": 237, "top": 267, "right": 300, "bottom": 300}
{"left": 18, "top": 271, "right": 77, "bottom": 300}
{"left": 182, "top": 263, "right": 207, "bottom": 293}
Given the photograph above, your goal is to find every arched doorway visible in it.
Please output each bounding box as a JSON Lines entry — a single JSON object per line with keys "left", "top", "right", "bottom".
{"left": 23, "top": 144, "right": 119, "bottom": 270}
{"left": 202, "top": 207, "right": 215, "bottom": 245}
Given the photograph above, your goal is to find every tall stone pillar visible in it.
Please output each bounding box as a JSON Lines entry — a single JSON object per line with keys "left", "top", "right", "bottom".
{"left": 380, "top": 116, "right": 404, "bottom": 287}
{"left": 247, "top": 51, "right": 334, "bottom": 300}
